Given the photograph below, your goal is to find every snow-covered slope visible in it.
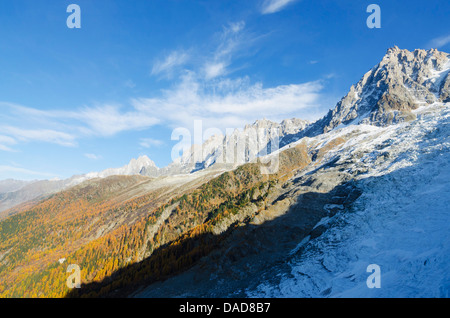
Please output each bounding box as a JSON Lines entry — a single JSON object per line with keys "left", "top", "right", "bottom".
{"left": 298, "top": 47, "right": 450, "bottom": 139}
{"left": 246, "top": 102, "right": 450, "bottom": 298}
{"left": 133, "top": 99, "right": 449, "bottom": 299}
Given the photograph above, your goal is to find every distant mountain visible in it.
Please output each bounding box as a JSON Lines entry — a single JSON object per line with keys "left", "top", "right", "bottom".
{"left": 0, "top": 178, "right": 74, "bottom": 217}
{"left": 160, "top": 117, "right": 310, "bottom": 175}
{"left": 1, "top": 119, "right": 310, "bottom": 214}
{"left": 0, "top": 179, "right": 34, "bottom": 194}
{"left": 81, "top": 155, "right": 159, "bottom": 180}
{"left": 76, "top": 118, "right": 310, "bottom": 180}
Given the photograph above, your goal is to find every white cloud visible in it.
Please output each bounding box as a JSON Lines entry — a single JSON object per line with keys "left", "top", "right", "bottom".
{"left": 151, "top": 50, "right": 190, "bottom": 78}
{"left": 261, "top": 0, "right": 297, "bottom": 14}
{"left": 203, "top": 62, "right": 227, "bottom": 79}
{"left": 0, "top": 135, "right": 16, "bottom": 144}
{"left": 132, "top": 72, "right": 324, "bottom": 131}
{"left": 0, "top": 144, "right": 15, "bottom": 152}
{"left": 428, "top": 34, "right": 450, "bottom": 49}
{"left": 0, "top": 126, "right": 77, "bottom": 147}
{"left": 84, "top": 153, "right": 102, "bottom": 160}
{"left": 229, "top": 21, "right": 245, "bottom": 33}
{"left": 199, "top": 21, "right": 248, "bottom": 80}
{"left": 0, "top": 135, "right": 16, "bottom": 152}
{"left": 0, "top": 102, "right": 161, "bottom": 149}
{"left": 139, "top": 138, "right": 164, "bottom": 148}
{"left": 150, "top": 22, "right": 247, "bottom": 83}
{"left": 74, "top": 105, "right": 160, "bottom": 137}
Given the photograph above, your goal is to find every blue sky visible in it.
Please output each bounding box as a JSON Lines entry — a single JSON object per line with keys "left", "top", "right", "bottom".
{"left": 0, "top": 0, "right": 449, "bottom": 180}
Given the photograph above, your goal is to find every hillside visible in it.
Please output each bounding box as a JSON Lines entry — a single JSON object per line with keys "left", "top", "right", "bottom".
{"left": 137, "top": 101, "right": 450, "bottom": 298}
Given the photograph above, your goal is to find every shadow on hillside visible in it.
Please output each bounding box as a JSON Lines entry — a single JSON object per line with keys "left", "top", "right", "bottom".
{"left": 65, "top": 177, "right": 363, "bottom": 298}
{"left": 65, "top": 220, "right": 240, "bottom": 298}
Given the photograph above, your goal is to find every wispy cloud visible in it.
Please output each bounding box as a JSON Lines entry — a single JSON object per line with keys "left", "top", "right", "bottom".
{"left": 261, "top": 0, "right": 297, "bottom": 14}
{"left": 132, "top": 73, "right": 324, "bottom": 131}
{"left": 74, "top": 105, "right": 160, "bottom": 137}
{"left": 151, "top": 50, "right": 190, "bottom": 78}
{"left": 0, "top": 135, "right": 17, "bottom": 152}
{"left": 203, "top": 62, "right": 227, "bottom": 79}
{"left": 131, "top": 19, "right": 326, "bottom": 131}
{"left": 428, "top": 34, "right": 450, "bottom": 49}
{"left": 0, "top": 144, "right": 15, "bottom": 152}
{"left": 200, "top": 21, "right": 248, "bottom": 80}
{"left": 0, "top": 102, "right": 161, "bottom": 150}
{"left": 0, "top": 126, "right": 77, "bottom": 147}
{"left": 0, "top": 103, "right": 159, "bottom": 139}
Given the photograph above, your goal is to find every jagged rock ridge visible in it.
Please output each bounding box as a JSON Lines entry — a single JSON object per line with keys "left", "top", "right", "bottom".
{"left": 302, "top": 47, "right": 450, "bottom": 137}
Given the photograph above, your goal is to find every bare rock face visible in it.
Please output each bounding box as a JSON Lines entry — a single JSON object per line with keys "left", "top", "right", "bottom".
{"left": 162, "top": 117, "right": 310, "bottom": 175}
{"left": 307, "top": 47, "right": 450, "bottom": 135}
{"left": 440, "top": 72, "right": 450, "bottom": 102}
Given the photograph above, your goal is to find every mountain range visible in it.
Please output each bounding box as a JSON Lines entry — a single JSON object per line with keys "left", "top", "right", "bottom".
{"left": 0, "top": 47, "right": 449, "bottom": 298}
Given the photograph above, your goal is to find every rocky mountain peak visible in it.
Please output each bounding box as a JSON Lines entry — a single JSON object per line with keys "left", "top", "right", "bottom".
{"left": 130, "top": 155, "right": 157, "bottom": 169}
{"left": 385, "top": 45, "right": 401, "bottom": 55}
{"left": 305, "top": 47, "right": 450, "bottom": 136}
